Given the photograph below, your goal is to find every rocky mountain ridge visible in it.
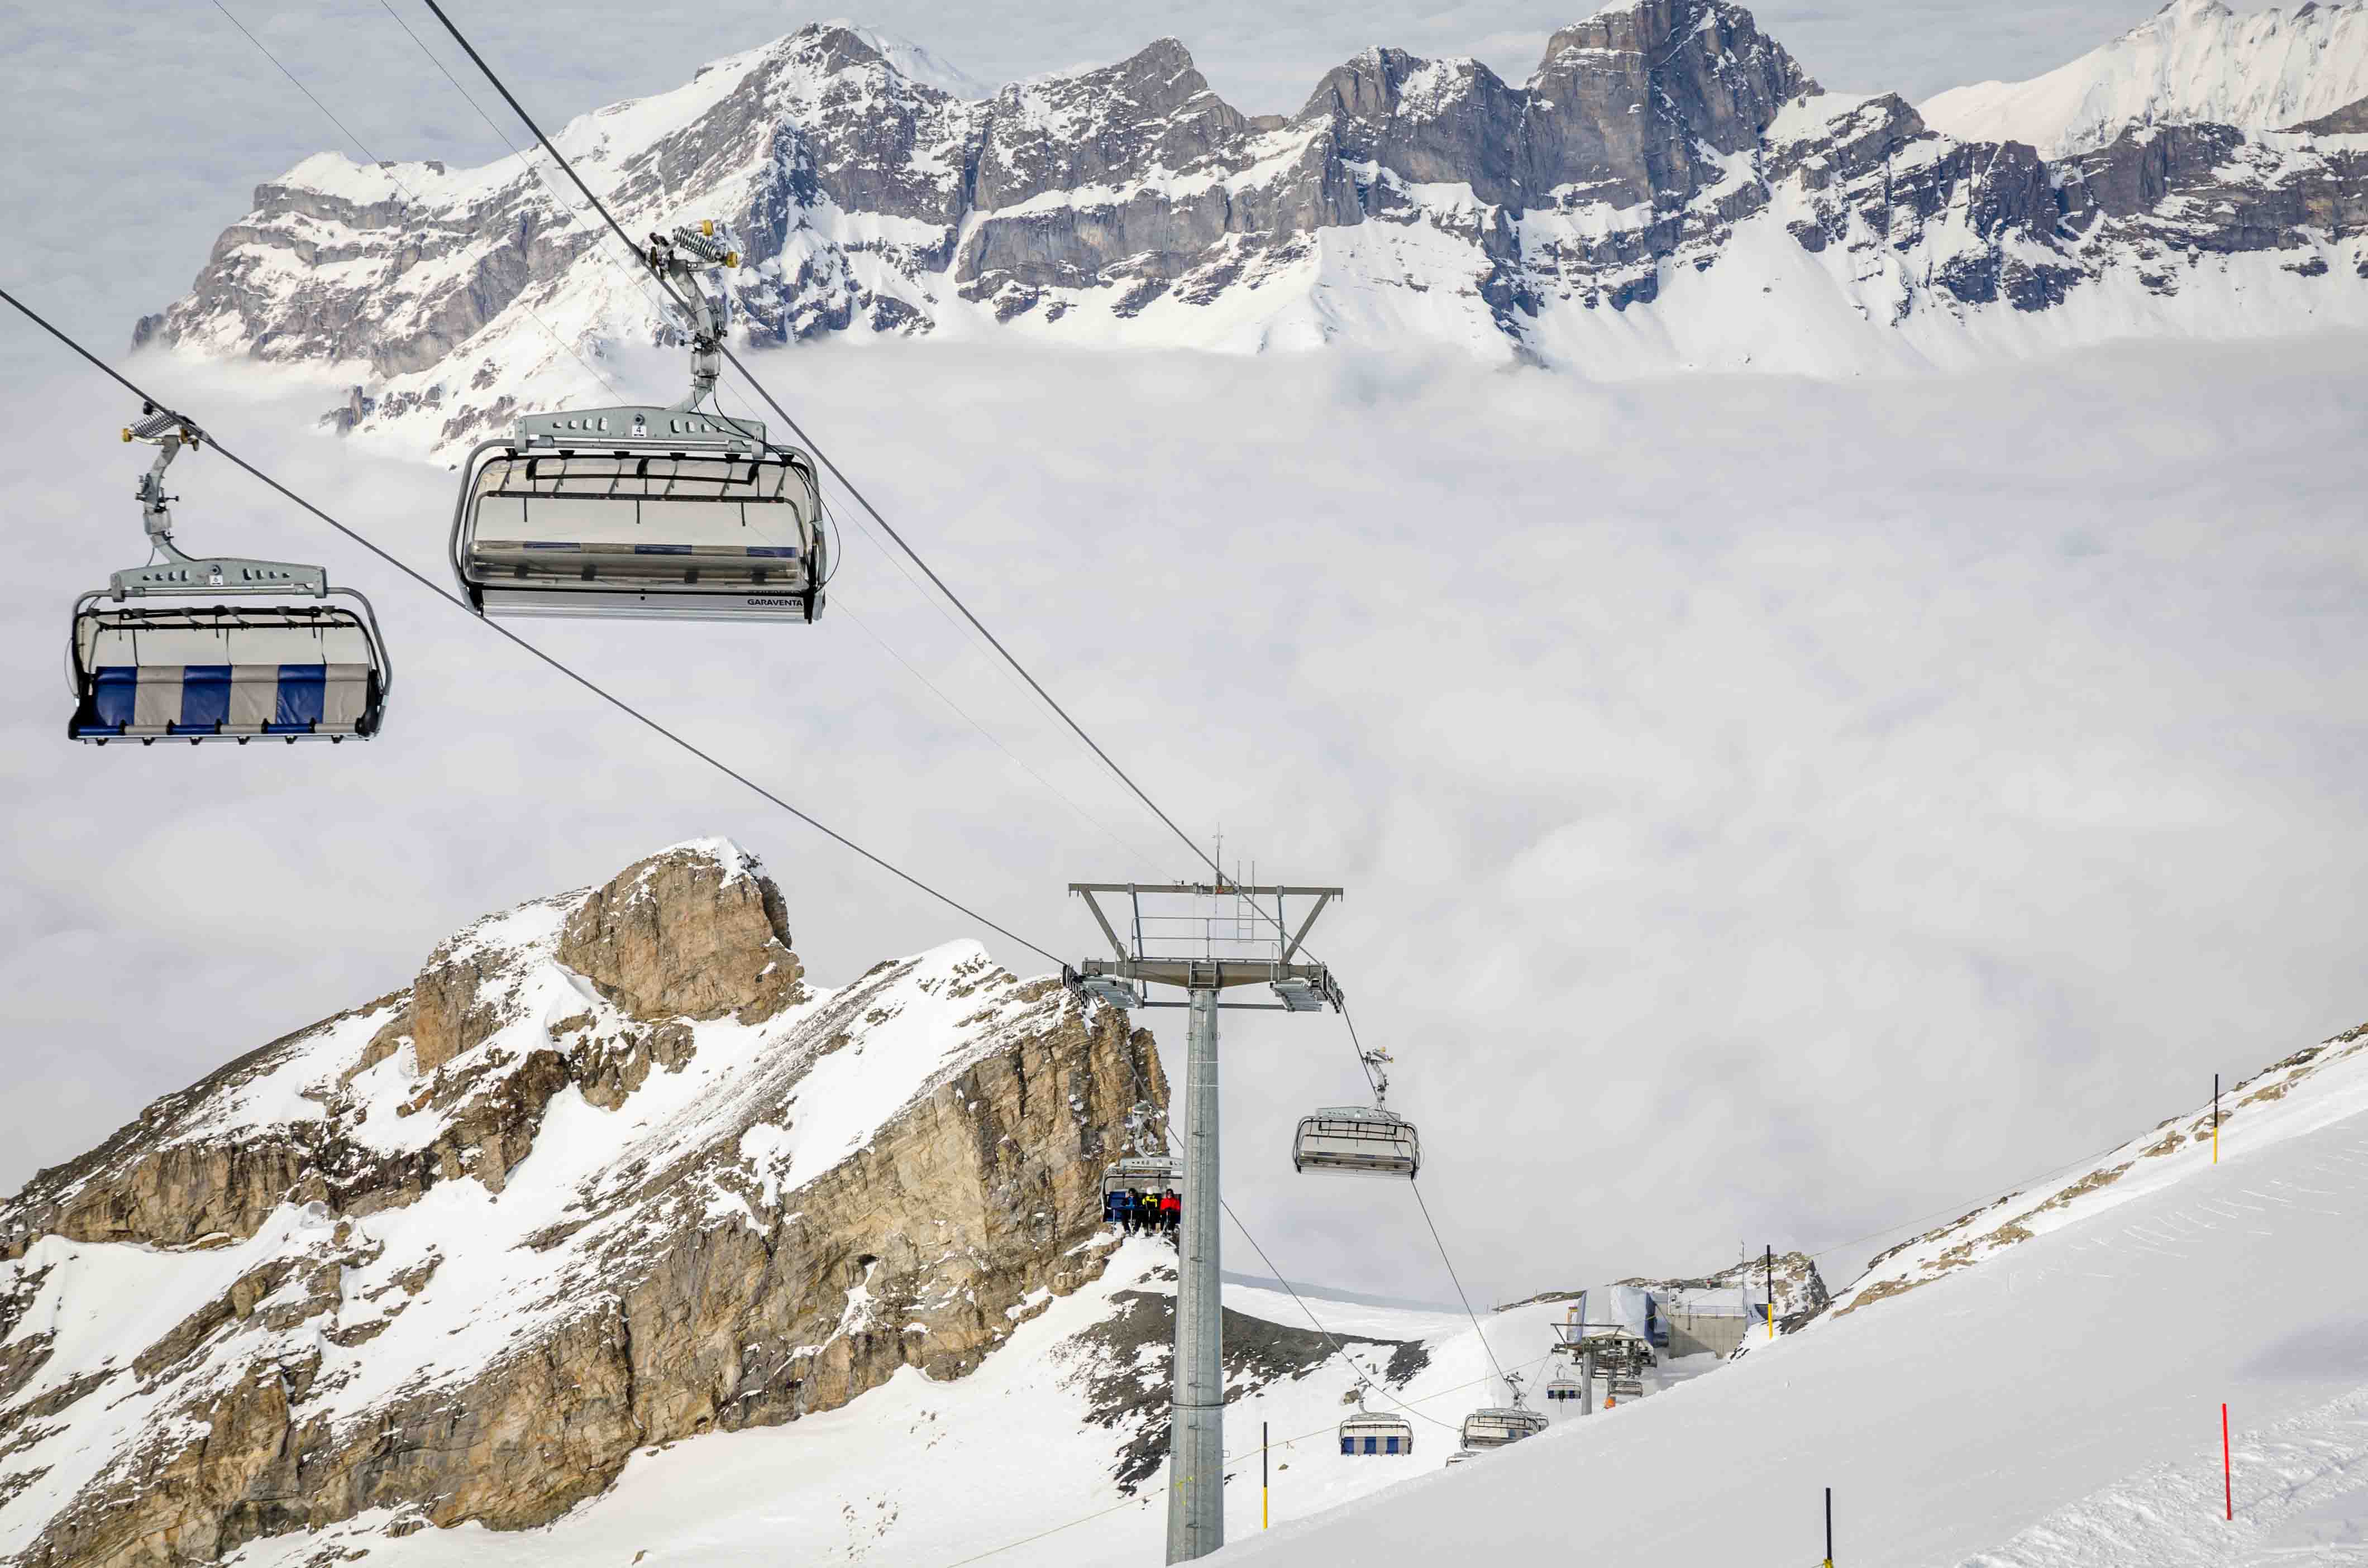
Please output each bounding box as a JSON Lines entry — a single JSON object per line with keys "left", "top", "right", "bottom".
{"left": 0, "top": 840, "right": 1163, "bottom": 1568}
{"left": 137, "top": 0, "right": 2368, "bottom": 453}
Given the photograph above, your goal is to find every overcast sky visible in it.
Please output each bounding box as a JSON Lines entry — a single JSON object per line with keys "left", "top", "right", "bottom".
{"left": 4, "top": 0, "right": 2365, "bottom": 1309}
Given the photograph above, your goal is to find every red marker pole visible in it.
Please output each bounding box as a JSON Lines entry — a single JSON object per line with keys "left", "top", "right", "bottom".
{"left": 2222, "top": 1403, "right": 2232, "bottom": 1521}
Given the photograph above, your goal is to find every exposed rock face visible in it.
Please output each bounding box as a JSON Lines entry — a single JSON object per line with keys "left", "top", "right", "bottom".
{"left": 0, "top": 839, "right": 1162, "bottom": 1568}
{"left": 136, "top": 3, "right": 2368, "bottom": 451}
{"left": 555, "top": 842, "right": 803, "bottom": 1024}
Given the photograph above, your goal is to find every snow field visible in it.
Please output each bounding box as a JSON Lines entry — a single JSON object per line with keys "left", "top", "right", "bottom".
{"left": 1215, "top": 1042, "right": 2368, "bottom": 1566}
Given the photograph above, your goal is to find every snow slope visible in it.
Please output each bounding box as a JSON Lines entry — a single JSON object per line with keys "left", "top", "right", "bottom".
{"left": 208, "top": 1244, "right": 1651, "bottom": 1568}
{"left": 1922, "top": 0, "right": 2368, "bottom": 155}
{"left": 1219, "top": 1028, "right": 2368, "bottom": 1566}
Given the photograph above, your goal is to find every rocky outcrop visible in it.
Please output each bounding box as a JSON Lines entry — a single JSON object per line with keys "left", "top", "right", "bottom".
{"left": 134, "top": 3, "right": 2368, "bottom": 450}
{"left": 555, "top": 842, "right": 803, "bottom": 1024}
{"left": 0, "top": 839, "right": 1163, "bottom": 1568}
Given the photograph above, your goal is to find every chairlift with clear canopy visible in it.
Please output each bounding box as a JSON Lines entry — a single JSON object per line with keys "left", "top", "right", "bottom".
{"left": 1459, "top": 1371, "right": 1547, "bottom": 1450}
{"left": 69, "top": 409, "right": 392, "bottom": 744}
{"left": 1338, "top": 1398, "right": 1413, "bottom": 1456}
{"left": 1293, "top": 1045, "right": 1420, "bottom": 1179}
{"left": 448, "top": 220, "right": 828, "bottom": 623}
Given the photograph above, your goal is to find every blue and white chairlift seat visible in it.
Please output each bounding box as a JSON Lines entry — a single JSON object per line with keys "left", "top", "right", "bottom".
{"left": 70, "top": 408, "right": 392, "bottom": 745}
{"left": 70, "top": 603, "right": 387, "bottom": 744}
{"left": 1338, "top": 1407, "right": 1413, "bottom": 1456}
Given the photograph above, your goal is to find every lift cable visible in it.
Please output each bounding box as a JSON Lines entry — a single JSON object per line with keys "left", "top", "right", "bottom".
{"left": 417, "top": 0, "right": 1226, "bottom": 881}
{"left": 1329, "top": 997, "right": 1508, "bottom": 1385}
{"left": 0, "top": 284, "right": 1063, "bottom": 970}
{"left": 209, "top": 0, "right": 629, "bottom": 413}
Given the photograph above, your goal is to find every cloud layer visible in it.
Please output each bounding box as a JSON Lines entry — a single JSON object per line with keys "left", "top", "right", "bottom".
{"left": 5, "top": 330, "right": 2364, "bottom": 1306}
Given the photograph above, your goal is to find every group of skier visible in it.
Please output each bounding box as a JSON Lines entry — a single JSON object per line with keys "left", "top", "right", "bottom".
{"left": 1106, "top": 1185, "right": 1181, "bottom": 1240}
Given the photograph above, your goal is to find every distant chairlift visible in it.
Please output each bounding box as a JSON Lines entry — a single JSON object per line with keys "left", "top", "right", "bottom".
{"left": 1441, "top": 1447, "right": 1477, "bottom": 1469}
{"left": 1460, "top": 1370, "right": 1548, "bottom": 1451}
{"left": 1544, "top": 1361, "right": 1586, "bottom": 1403}
{"left": 448, "top": 220, "right": 828, "bottom": 623}
{"left": 70, "top": 409, "right": 392, "bottom": 745}
{"left": 1338, "top": 1398, "right": 1413, "bottom": 1457}
{"left": 1293, "top": 1045, "right": 1420, "bottom": 1179}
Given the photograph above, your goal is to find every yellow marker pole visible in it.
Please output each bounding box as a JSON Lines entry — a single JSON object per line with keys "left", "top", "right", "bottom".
{"left": 1261, "top": 1421, "right": 1269, "bottom": 1529}
{"left": 1766, "top": 1244, "right": 1775, "bottom": 1341}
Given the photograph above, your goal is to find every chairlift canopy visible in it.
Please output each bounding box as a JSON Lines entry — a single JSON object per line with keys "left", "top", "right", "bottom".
{"left": 1459, "top": 1406, "right": 1548, "bottom": 1450}
{"left": 1293, "top": 1105, "right": 1420, "bottom": 1179}
{"left": 70, "top": 599, "right": 389, "bottom": 744}
{"left": 1337, "top": 1408, "right": 1413, "bottom": 1456}
{"left": 70, "top": 407, "right": 395, "bottom": 746}
{"left": 450, "top": 410, "right": 826, "bottom": 623}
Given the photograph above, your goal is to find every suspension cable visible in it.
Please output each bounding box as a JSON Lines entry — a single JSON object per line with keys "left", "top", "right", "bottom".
{"left": 2, "top": 284, "right": 1062, "bottom": 968}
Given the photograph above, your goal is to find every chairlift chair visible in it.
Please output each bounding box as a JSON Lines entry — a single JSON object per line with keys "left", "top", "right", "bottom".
{"left": 448, "top": 221, "right": 828, "bottom": 623}
{"left": 1460, "top": 1370, "right": 1546, "bottom": 1450}
{"left": 1099, "top": 1154, "right": 1175, "bottom": 1199}
{"left": 1545, "top": 1361, "right": 1586, "bottom": 1403}
{"left": 1337, "top": 1399, "right": 1413, "bottom": 1456}
{"left": 1293, "top": 1045, "right": 1419, "bottom": 1179}
{"left": 1459, "top": 1404, "right": 1549, "bottom": 1449}
{"left": 70, "top": 410, "right": 392, "bottom": 744}
{"left": 1441, "top": 1447, "right": 1477, "bottom": 1468}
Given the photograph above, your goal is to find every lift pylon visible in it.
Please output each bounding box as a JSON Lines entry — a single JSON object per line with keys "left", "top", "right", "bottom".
{"left": 1064, "top": 879, "right": 1344, "bottom": 1565}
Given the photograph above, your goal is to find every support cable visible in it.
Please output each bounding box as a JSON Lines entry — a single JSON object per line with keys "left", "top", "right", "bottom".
{"left": 1, "top": 284, "right": 1062, "bottom": 970}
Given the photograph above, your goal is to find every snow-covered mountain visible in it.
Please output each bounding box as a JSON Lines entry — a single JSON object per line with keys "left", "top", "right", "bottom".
{"left": 8, "top": 836, "right": 2366, "bottom": 1566}
{"left": 136, "top": 1, "right": 2368, "bottom": 453}
{"left": 0, "top": 840, "right": 1169, "bottom": 1566}
{"left": 1922, "top": 0, "right": 2368, "bottom": 155}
